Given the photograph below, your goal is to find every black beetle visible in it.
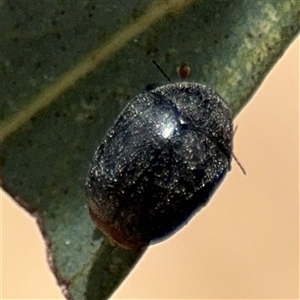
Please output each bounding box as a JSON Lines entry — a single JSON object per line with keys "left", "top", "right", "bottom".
{"left": 86, "top": 82, "right": 233, "bottom": 249}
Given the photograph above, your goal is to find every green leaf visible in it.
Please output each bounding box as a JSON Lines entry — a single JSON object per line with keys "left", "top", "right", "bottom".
{"left": 0, "top": 1, "right": 299, "bottom": 299}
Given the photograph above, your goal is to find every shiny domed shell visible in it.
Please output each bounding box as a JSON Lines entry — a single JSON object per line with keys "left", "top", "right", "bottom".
{"left": 86, "top": 82, "right": 233, "bottom": 249}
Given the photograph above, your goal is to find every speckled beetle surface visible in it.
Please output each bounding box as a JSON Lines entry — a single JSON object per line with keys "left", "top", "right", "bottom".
{"left": 86, "top": 82, "right": 233, "bottom": 249}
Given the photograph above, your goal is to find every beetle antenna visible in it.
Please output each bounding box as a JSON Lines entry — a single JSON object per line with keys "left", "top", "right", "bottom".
{"left": 233, "top": 125, "right": 246, "bottom": 175}
{"left": 232, "top": 152, "right": 246, "bottom": 175}
{"left": 152, "top": 60, "right": 171, "bottom": 82}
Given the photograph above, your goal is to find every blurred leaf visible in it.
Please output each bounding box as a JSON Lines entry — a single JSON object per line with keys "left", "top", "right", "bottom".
{"left": 0, "top": 0, "right": 299, "bottom": 299}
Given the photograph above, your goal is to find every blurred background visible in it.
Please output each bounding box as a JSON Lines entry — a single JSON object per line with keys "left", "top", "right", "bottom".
{"left": 1, "top": 36, "right": 299, "bottom": 299}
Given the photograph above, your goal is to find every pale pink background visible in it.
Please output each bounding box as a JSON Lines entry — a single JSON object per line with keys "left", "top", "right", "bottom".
{"left": 1, "top": 36, "right": 299, "bottom": 299}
